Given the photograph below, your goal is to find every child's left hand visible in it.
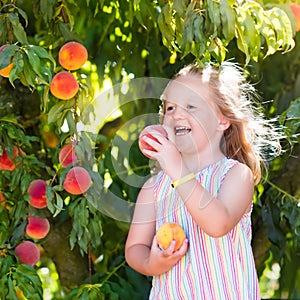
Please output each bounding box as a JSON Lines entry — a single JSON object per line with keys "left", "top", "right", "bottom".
{"left": 147, "top": 235, "right": 189, "bottom": 275}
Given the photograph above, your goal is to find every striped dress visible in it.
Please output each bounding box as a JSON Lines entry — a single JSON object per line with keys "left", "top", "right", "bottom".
{"left": 149, "top": 157, "right": 260, "bottom": 300}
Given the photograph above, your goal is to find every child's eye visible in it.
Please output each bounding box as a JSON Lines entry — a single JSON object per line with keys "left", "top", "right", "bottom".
{"left": 187, "top": 104, "right": 197, "bottom": 110}
{"left": 166, "top": 105, "right": 175, "bottom": 112}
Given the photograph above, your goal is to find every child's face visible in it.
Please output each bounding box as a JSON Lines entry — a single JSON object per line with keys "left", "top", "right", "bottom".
{"left": 162, "top": 74, "right": 229, "bottom": 155}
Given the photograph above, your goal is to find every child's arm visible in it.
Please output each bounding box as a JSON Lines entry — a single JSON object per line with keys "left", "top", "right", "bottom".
{"left": 141, "top": 134, "right": 254, "bottom": 238}
{"left": 173, "top": 163, "right": 254, "bottom": 237}
{"left": 125, "top": 176, "right": 188, "bottom": 276}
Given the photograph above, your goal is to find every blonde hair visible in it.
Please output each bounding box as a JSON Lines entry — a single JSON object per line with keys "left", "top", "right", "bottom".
{"left": 163, "top": 62, "right": 281, "bottom": 184}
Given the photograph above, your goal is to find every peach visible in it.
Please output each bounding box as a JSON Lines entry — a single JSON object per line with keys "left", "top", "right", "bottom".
{"left": 27, "top": 179, "right": 47, "bottom": 209}
{"left": 0, "top": 146, "right": 19, "bottom": 171}
{"left": 59, "top": 144, "right": 78, "bottom": 167}
{"left": 291, "top": 3, "right": 300, "bottom": 31}
{"left": 58, "top": 41, "right": 88, "bottom": 71}
{"left": 0, "top": 191, "right": 9, "bottom": 210}
{"left": 138, "top": 125, "right": 168, "bottom": 158}
{"left": 50, "top": 71, "right": 79, "bottom": 100}
{"left": 63, "top": 166, "right": 92, "bottom": 195}
{"left": 26, "top": 216, "right": 50, "bottom": 239}
{"left": 156, "top": 222, "right": 186, "bottom": 251}
{"left": 15, "top": 241, "right": 40, "bottom": 266}
{"left": 0, "top": 44, "right": 14, "bottom": 78}
{"left": 42, "top": 131, "right": 59, "bottom": 148}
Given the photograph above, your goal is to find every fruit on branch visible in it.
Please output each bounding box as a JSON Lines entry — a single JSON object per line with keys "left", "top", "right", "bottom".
{"left": 50, "top": 71, "right": 79, "bottom": 100}
{"left": 138, "top": 125, "right": 168, "bottom": 158}
{"left": 14, "top": 241, "right": 40, "bottom": 266}
{"left": 0, "top": 44, "right": 14, "bottom": 78}
{"left": 156, "top": 222, "right": 186, "bottom": 251}
{"left": 59, "top": 144, "right": 78, "bottom": 167}
{"left": 0, "top": 146, "right": 20, "bottom": 171}
{"left": 0, "top": 191, "right": 9, "bottom": 210}
{"left": 290, "top": 3, "right": 300, "bottom": 31}
{"left": 26, "top": 216, "right": 50, "bottom": 239}
{"left": 63, "top": 166, "right": 92, "bottom": 195}
{"left": 27, "top": 179, "right": 48, "bottom": 209}
{"left": 58, "top": 41, "right": 88, "bottom": 71}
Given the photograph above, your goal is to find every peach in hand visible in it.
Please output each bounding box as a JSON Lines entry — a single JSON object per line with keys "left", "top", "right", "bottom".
{"left": 28, "top": 179, "right": 47, "bottom": 209}
{"left": 0, "top": 44, "right": 14, "bottom": 78}
{"left": 26, "top": 216, "right": 50, "bottom": 239}
{"left": 59, "top": 144, "right": 78, "bottom": 167}
{"left": 156, "top": 222, "right": 186, "bottom": 251}
{"left": 58, "top": 41, "right": 88, "bottom": 71}
{"left": 50, "top": 71, "right": 79, "bottom": 100}
{"left": 138, "top": 125, "right": 168, "bottom": 158}
{"left": 14, "top": 241, "right": 40, "bottom": 266}
{"left": 63, "top": 166, "right": 92, "bottom": 195}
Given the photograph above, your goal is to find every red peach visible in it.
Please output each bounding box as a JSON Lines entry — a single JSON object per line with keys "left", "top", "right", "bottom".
{"left": 58, "top": 41, "right": 88, "bottom": 71}
{"left": 50, "top": 71, "right": 79, "bottom": 100}
{"left": 59, "top": 144, "right": 78, "bottom": 167}
{"left": 63, "top": 166, "right": 92, "bottom": 195}
{"left": 0, "top": 44, "right": 14, "bottom": 78}
{"left": 26, "top": 216, "right": 50, "bottom": 239}
{"left": 27, "top": 179, "right": 47, "bottom": 209}
{"left": 0, "top": 146, "right": 19, "bottom": 171}
{"left": 291, "top": 3, "right": 300, "bottom": 32}
{"left": 14, "top": 241, "right": 40, "bottom": 266}
{"left": 138, "top": 125, "right": 168, "bottom": 158}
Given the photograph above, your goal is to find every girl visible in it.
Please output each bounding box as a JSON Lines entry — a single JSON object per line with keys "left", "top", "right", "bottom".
{"left": 125, "top": 62, "right": 280, "bottom": 299}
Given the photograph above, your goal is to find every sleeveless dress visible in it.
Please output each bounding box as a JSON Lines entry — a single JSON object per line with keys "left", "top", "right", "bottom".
{"left": 149, "top": 157, "right": 260, "bottom": 300}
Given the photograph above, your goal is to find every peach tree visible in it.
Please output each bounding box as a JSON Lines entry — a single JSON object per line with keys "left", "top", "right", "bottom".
{"left": 0, "top": 0, "right": 300, "bottom": 299}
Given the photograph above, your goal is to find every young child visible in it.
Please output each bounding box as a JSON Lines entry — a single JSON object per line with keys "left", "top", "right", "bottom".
{"left": 125, "top": 62, "right": 280, "bottom": 299}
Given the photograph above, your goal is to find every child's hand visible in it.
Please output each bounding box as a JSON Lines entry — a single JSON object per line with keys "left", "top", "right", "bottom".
{"left": 141, "top": 132, "right": 182, "bottom": 177}
{"left": 146, "top": 235, "right": 188, "bottom": 275}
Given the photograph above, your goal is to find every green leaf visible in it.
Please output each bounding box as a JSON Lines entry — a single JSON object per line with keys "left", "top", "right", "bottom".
{"left": 157, "top": 4, "right": 174, "bottom": 50}
{"left": 47, "top": 101, "right": 73, "bottom": 124}
{"left": 15, "top": 6, "right": 28, "bottom": 27}
{"left": 14, "top": 265, "right": 43, "bottom": 300}
{"left": 29, "top": 45, "right": 56, "bottom": 65}
{"left": 207, "top": 0, "right": 221, "bottom": 30}
{"left": 8, "top": 13, "right": 28, "bottom": 44}
{"left": 220, "top": 0, "right": 235, "bottom": 40}
{"left": 0, "top": 44, "right": 18, "bottom": 69}
{"left": 7, "top": 277, "right": 18, "bottom": 300}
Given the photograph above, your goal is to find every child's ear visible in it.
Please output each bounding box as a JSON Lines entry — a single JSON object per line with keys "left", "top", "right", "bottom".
{"left": 218, "top": 116, "right": 231, "bottom": 131}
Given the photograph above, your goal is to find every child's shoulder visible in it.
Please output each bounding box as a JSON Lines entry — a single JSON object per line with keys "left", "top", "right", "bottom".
{"left": 222, "top": 158, "right": 254, "bottom": 184}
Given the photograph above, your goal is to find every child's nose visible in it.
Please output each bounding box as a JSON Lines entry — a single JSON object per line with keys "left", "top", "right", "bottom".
{"left": 173, "top": 106, "right": 186, "bottom": 120}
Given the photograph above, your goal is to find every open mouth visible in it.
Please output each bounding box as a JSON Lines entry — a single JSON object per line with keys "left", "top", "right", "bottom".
{"left": 175, "top": 126, "right": 191, "bottom": 136}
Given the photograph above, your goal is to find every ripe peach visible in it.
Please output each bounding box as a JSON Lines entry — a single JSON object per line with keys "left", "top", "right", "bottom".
{"left": 15, "top": 241, "right": 40, "bottom": 266}
{"left": 50, "top": 71, "right": 79, "bottom": 100}
{"left": 58, "top": 41, "right": 88, "bottom": 71}
{"left": 42, "top": 131, "right": 59, "bottom": 148}
{"left": 59, "top": 144, "right": 78, "bottom": 167}
{"left": 156, "top": 222, "right": 186, "bottom": 251}
{"left": 0, "top": 44, "right": 14, "bottom": 78}
{"left": 27, "top": 179, "right": 47, "bottom": 209}
{"left": 0, "top": 146, "right": 19, "bottom": 171}
{"left": 291, "top": 3, "right": 300, "bottom": 31}
{"left": 26, "top": 216, "right": 50, "bottom": 239}
{"left": 138, "top": 125, "right": 168, "bottom": 158}
{"left": 63, "top": 166, "right": 92, "bottom": 195}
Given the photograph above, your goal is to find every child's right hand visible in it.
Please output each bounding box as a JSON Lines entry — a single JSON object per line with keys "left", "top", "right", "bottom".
{"left": 146, "top": 235, "right": 188, "bottom": 275}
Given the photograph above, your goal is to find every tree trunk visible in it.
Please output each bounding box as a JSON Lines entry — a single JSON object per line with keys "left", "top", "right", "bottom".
{"left": 42, "top": 219, "right": 89, "bottom": 292}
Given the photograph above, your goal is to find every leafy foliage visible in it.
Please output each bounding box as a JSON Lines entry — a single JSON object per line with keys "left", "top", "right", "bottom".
{"left": 0, "top": 0, "right": 299, "bottom": 299}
